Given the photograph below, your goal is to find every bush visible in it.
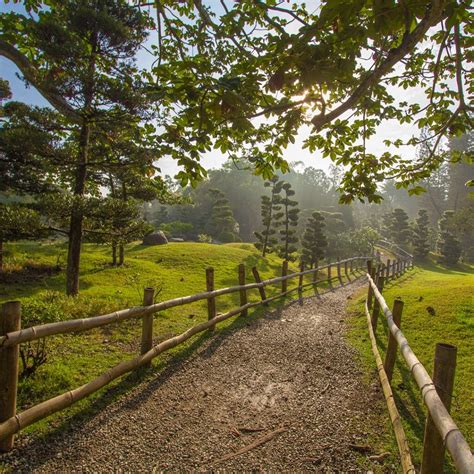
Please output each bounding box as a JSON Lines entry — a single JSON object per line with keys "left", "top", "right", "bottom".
{"left": 218, "top": 231, "right": 241, "bottom": 243}
{"left": 159, "top": 221, "right": 194, "bottom": 239}
{"left": 198, "top": 234, "right": 212, "bottom": 243}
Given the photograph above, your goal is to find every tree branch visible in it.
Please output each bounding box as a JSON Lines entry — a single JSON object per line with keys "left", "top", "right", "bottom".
{"left": 0, "top": 39, "right": 82, "bottom": 122}
{"left": 310, "top": 0, "right": 446, "bottom": 129}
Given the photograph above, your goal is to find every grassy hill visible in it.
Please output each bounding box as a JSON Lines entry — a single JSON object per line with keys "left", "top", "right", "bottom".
{"left": 348, "top": 258, "right": 474, "bottom": 472}
{"left": 0, "top": 241, "right": 297, "bottom": 437}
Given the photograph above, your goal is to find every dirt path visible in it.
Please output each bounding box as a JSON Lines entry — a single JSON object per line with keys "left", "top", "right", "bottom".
{"left": 2, "top": 278, "right": 389, "bottom": 473}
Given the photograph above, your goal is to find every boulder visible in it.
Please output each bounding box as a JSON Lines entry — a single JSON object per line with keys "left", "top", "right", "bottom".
{"left": 143, "top": 231, "right": 168, "bottom": 246}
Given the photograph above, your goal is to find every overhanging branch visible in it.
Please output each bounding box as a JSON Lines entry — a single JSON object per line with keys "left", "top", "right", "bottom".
{"left": 310, "top": 0, "right": 446, "bottom": 129}
{"left": 0, "top": 39, "right": 82, "bottom": 123}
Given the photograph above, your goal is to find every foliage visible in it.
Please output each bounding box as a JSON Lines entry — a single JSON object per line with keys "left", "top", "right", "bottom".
{"left": 128, "top": 1, "right": 473, "bottom": 202}
{"left": 348, "top": 227, "right": 380, "bottom": 257}
{"left": 438, "top": 210, "right": 462, "bottom": 264}
{"left": 254, "top": 176, "right": 284, "bottom": 256}
{"left": 160, "top": 221, "right": 194, "bottom": 240}
{"left": 277, "top": 182, "right": 300, "bottom": 261}
{"left": 197, "top": 234, "right": 212, "bottom": 243}
{"left": 387, "top": 208, "right": 412, "bottom": 248}
{"left": 206, "top": 189, "right": 239, "bottom": 242}
{"left": 0, "top": 203, "right": 43, "bottom": 269}
{"left": 301, "top": 211, "right": 327, "bottom": 268}
{"left": 321, "top": 211, "right": 347, "bottom": 260}
{"left": 413, "top": 209, "right": 431, "bottom": 260}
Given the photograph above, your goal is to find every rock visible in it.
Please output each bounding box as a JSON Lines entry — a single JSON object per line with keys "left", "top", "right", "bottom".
{"left": 143, "top": 231, "right": 168, "bottom": 246}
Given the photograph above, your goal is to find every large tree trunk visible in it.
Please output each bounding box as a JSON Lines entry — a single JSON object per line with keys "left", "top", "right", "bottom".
{"left": 0, "top": 240, "right": 3, "bottom": 271}
{"left": 66, "top": 122, "right": 90, "bottom": 296}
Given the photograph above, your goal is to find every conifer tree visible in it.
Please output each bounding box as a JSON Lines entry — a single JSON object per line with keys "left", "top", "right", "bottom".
{"left": 254, "top": 176, "right": 283, "bottom": 256}
{"left": 438, "top": 210, "right": 462, "bottom": 265}
{"left": 413, "top": 209, "right": 430, "bottom": 260}
{"left": 278, "top": 182, "right": 300, "bottom": 261}
{"left": 301, "top": 211, "right": 327, "bottom": 268}
{"left": 321, "top": 211, "right": 347, "bottom": 260}
{"left": 207, "top": 189, "right": 239, "bottom": 242}
{"left": 389, "top": 208, "right": 411, "bottom": 247}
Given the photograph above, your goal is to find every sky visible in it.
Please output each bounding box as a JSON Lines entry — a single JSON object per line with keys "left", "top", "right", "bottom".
{"left": 0, "top": 2, "right": 423, "bottom": 179}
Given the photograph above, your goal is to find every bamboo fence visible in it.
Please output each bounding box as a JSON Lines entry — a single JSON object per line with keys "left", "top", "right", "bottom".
{"left": 0, "top": 255, "right": 371, "bottom": 448}
{"left": 365, "top": 267, "right": 474, "bottom": 474}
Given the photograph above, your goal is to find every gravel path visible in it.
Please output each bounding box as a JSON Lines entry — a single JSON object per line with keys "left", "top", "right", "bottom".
{"left": 2, "top": 278, "right": 388, "bottom": 473}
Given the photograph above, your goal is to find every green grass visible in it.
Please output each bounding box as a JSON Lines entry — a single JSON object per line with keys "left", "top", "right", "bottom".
{"left": 1, "top": 240, "right": 347, "bottom": 444}
{"left": 348, "top": 258, "right": 474, "bottom": 472}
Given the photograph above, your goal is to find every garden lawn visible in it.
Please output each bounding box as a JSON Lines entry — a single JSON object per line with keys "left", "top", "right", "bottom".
{"left": 348, "top": 259, "right": 474, "bottom": 473}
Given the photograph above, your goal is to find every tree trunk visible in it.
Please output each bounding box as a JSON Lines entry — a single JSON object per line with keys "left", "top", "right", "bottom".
{"left": 66, "top": 121, "right": 90, "bottom": 296}
{"left": 118, "top": 243, "right": 124, "bottom": 266}
{"left": 112, "top": 243, "right": 117, "bottom": 266}
{"left": 0, "top": 240, "right": 3, "bottom": 271}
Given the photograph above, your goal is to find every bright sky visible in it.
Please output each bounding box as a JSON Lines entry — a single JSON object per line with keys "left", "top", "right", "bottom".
{"left": 0, "top": 2, "right": 423, "bottom": 178}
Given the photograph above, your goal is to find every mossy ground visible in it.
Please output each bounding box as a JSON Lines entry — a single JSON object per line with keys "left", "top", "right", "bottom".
{"left": 347, "top": 258, "right": 474, "bottom": 472}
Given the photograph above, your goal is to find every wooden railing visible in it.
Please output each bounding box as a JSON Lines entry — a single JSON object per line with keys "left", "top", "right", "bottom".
{"left": 0, "top": 255, "right": 370, "bottom": 451}
{"left": 365, "top": 261, "right": 474, "bottom": 474}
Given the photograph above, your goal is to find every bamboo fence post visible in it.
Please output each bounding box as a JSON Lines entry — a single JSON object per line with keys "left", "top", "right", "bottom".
{"left": 421, "top": 343, "right": 458, "bottom": 474}
{"left": 238, "top": 264, "right": 248, "bottom": 317}
{"left": 384, "top": 299, "right": 403, "bottom": 383}
{"left": 327, "top": 262, "right": 332, "bottom": 289}
{"left": 206, "top": 267, "right": 216, "bottom": 331}
{"left": 336, "top": 261, "right": 343, "bottom": 286}
{"left": 298, "top": 263, "right": 304, "bottom": 300}
{"left": 350, "top": 258, "right": 354, "bottom": 274}
{"left": 393, "top": 259, "right": 397, "bottom": 279}
{"left": 141, "top": 288, "right": 155, "bottom": 367}
{"left": 367, "top": 267, "right": 376, "bottom": 310}
{"left": 344, "top": 260, "right": 351, "bottom": 282}
{"left": 385, "top": 258, "right": 391, "bottom": 284}
{"left": 0, "top": 301, "right": 21, "bottom": 452}
{"left": 371, "top": 267, "right": 384, "bottom": 330}
{"left": 281, "top": 260, "right": 288, "bottom": 294}
{"left": 251, "top": 266, "right": 268, "bottom": 306}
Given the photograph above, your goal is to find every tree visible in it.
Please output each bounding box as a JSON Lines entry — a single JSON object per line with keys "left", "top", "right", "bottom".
{"left": 348, "top": 227, "right": 380, "bottom": 257}
{"left": 301, "top": 211, "right": 327, "bottom": 268}
{"left": 0, "top": 1, "right": 153, "bottom": 295}
{"left": 206, "top": 189, "right": 239, "bottom": 242}
{"left": 412, "top": 209, "right": 431, "bottom": 260}
{"left": 254, "top": 176, "right": 284, "bottom": 256}
{"left": 86, "top": 198, "right": 152, "bottom": 266}
{"left": 0, "top": 204, "right": 42, "bottom": 270}
{"left": 438, "top": 210, "right": 462, "bottom": 265}
{"left": 322, "top": 211, "right": 347, "bottom": 260}
{"left": 388, "top": 208, "right": 412, "bottom": 248}
{"left": 134, "top": 1, "right": 471, "bottom": 202}
{"left": 277, "top": 182, "right": 300, "bottom": 261}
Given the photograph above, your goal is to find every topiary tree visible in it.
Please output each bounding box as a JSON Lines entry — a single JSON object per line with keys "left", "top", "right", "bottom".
{"left": 207, "top": 189, "right": 239, "bottom": 242}
{"left": 254, "top": 176, "right": 284, "bottom": 256}
{"left": 413, "top": 209, "right": 431, "bottom": 260}
{"left": 389, "top": 208, "right": 412, "bottom": 247}
{"left": 0, "top": 203, "right": 43, "bottom": 271}
{"left": 301, "top": 211, "right": 327, "bottom": 268}
{"left": 321, "top": 211, "right": 347, "bottom": 260}
{"left": 277, "top": 182, "right": 300, "bottom": 261}
{"left": 438, "top": 210, "right": 462, "bottom": 265}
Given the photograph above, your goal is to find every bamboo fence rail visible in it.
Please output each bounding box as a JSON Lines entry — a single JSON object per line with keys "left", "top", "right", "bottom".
{"left": 0, "top": 255, "right": 371, "bottom": 447}
{"left": 366, "top": 272, "right": 474, "bottom": 474}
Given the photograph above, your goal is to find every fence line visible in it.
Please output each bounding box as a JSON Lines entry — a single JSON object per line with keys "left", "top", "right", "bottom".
{"left": 0, "top": 255, "right": 373, "bottom": 449}
{"left": 365, "top": 265, "right": 474, "bottom": 474}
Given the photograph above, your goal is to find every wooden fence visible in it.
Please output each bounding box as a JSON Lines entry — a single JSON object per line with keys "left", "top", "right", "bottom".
{"left": 365, "top": 261, "right": 474, "bottom": 474}
{"left": 0, "top": 255, "right": 372, "bottom": 451}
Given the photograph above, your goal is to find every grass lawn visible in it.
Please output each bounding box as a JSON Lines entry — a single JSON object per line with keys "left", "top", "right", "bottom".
{"left": 0, "top": 240, "right": 353, "bottom": 445}
{"left": 348, "top": 258, "right": 474, "bottom": 472}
